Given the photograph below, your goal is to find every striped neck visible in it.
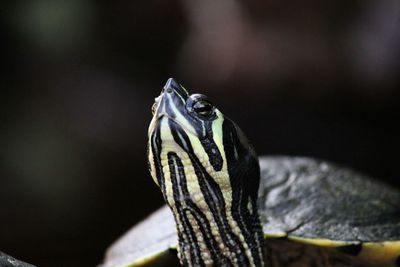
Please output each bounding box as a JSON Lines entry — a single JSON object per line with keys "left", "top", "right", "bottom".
{"left": 166, "top": 150, "right": 264, "bottom": 267}
{"left": 147, "top": 79, "right": 265, "bottom": 267}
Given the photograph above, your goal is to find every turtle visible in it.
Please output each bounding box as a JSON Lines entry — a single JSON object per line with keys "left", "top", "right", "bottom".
{"left": 0, "top": 251, "right": 36, "bottom": 267}
{"left": 100, "top": 78, "right": 400, "bottom": 267}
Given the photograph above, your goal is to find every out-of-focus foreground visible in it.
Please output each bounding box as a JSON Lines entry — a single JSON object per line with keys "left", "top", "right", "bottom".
{"left": 0, "top": 1, "right": 399, "bottom": 266}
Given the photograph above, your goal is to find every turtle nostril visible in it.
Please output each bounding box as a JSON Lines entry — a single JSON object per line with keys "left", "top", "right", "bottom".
{"left": 164, "top": 78, "right": 180, "bottom": 94}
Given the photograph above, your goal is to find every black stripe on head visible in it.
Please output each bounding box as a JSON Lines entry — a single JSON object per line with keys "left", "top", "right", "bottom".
{"left": 222, "top": 118, "right": 264, "bottom": 266}
{"left": 188, "top": 152, "right": 249, "bottom": 266}
{"left": 168, "top": 152, "right": 205, "bottom": 267}
{"left": 150, "top": 126, "right": 166, "bottom": 197}
{"left": 184, "top": 94, "right": 223, "bottom": 172}
{"left": 222, "top": 119, "right": 260, "bottom": 201}
{"left": 199, "top": 123, "right": 223, "bottom": 172}
{"left": 168, "top": 119, "right": 250, "bottom": 266}
{"left": 166, "top": 109, "right": 223, "bottom": 172}
{"left": 168, "top": 151, "right": 229, "bottom": 266}
{"left": 161, "top": 86, "right": 224, "bottom": 172}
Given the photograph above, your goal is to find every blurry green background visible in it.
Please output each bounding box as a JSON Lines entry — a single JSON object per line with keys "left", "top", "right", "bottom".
{"left": 1, "top": 0, "right": 399, "bottom": 266}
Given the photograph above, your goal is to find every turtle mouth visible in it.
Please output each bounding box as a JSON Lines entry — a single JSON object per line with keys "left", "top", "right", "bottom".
{"left": 148, "top": 85, "right": 198, "bottom": 138}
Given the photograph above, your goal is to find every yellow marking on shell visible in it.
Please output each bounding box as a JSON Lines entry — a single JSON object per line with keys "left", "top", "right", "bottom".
{"left": 283, "top": 236, "right": 400, "bottom": 266}
{"left": 264, "top": 232, "right": 287, "bottom": 238}
{"left": 287, "top": 236, "right": 350, "bottom": 247}
{"left": 123, "top": 248, "right": 174, "bottom": 267}
{"left": 358, "top": 241, "right": 400, "bottom": 266}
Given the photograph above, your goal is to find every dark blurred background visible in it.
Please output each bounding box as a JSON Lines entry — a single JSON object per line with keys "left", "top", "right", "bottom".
{"left": 0, "top": 0, "right": 399, "bottom": 266}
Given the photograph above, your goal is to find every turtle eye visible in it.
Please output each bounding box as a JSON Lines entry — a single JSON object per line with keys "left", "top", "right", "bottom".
{"left": 193, "top": 100, "right": 214, "bottom": 117}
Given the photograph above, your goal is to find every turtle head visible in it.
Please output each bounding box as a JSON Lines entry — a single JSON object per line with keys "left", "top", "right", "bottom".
{"left": 147, "top": 78, "right": 264, "bottom": 266}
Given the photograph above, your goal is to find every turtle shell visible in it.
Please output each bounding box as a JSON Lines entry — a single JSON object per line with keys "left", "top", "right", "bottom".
{"left": 100, "top": 157, "right": 400, "bottom": 267}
